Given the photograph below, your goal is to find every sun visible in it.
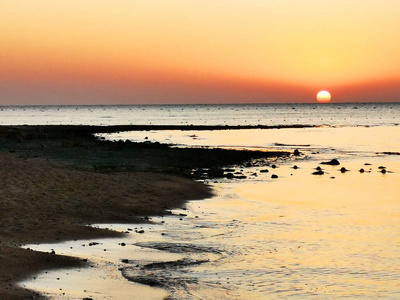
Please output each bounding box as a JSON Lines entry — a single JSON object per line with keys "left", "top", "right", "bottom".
{"left": 316, "top": 90, "right": 331, "bottom": 103}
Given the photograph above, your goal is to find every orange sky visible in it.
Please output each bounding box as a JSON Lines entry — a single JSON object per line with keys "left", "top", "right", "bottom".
{"left": 1, "top": 0, "right": 400, "bottom": 104}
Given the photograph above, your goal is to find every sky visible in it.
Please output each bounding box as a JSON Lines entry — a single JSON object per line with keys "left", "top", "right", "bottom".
{"left": 1, "top": 0, "right": 400, "bottom": 105}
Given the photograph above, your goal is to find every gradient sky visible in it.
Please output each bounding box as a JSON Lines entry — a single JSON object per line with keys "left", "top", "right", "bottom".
{"left": 1, "top": 0, "right": 400, "bottom": 104}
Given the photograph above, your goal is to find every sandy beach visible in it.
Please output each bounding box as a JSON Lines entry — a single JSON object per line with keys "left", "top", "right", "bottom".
{"left": 0, "top": 125, "right": 287, "bottom": 299}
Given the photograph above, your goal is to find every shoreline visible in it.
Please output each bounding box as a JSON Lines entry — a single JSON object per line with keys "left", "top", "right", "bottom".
{"left": 0, "top": 125, "right": 290, "bottom": 299}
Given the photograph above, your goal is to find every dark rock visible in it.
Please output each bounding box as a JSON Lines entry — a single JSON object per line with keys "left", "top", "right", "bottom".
{"left": 271, "top": 164, "right": 277, "bottom": 169}
{"left": 316, "top": 166, "right": 322, "bottom": 171}
{"left": 236, "top": 175, "right": 247, "bottom": 179}
{"left": 137, "top": 230, "right": 145, "bottom": 234}
{"left": 340, "top": 167, "right": 348, "bottom": 173}
{"left": 293, "top": 149, "right": 300, "bottom": 156}
{"left": 364, "top": 163, "right": 372, "bottom": 165}
{"left": 381, "top": 169, "right": 387, "bottom": 174}
{"left": 121, "top": 259, "right": 129, "bottom": 263}
{"left": 271, "top": 174, "right": 278, "bottom": 179}
{"left": 378, "top": 166, "right": 386, "bottom": 169}
{"left": 359, "top": 168, "right": 365, "bottom": 173}
{"left": 321, "top": 159, "right": 340, "bottom": 165}
{"left": 312, "top": 170, "right": 324, "bottom": 175}
{"left": 225, "top": 172, "right": 235, "bottom": 179}
{"left": 207, "top": 168, "right": 224, "bottom": 178}
{"left": 293, "top": 165, "right": 298, "bottom": 169}
{"left": 224, "top": 168, "right": 235, "bottom": 172}
{"left": 260, "top": 169, "right": 269, "bottom": 173}
{"left": 120, "top": 242, "right": 126, "bottom": 246}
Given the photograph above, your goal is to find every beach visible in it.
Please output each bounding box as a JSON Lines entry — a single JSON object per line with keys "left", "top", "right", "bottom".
{"left": 0, "top": 117, "right": 399, "bottom": 299}
{"left": 0, "top": 125, "right": 287, "bottom": 299}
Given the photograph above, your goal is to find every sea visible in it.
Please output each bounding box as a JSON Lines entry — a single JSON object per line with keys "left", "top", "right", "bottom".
{"left": 16, "top": 103, "right": 400, "bottom": 299}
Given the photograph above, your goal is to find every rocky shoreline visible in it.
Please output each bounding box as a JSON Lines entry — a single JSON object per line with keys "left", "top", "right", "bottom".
{"left": 0, "top": 125, "right": 290, "bottom": 299}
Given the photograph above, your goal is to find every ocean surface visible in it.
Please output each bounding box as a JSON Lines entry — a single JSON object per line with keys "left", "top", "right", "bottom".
{"left": 18, "top": 103, "right": 400, "bottom": 299}
{"left": 1, "top": 103, "right": 400, "bottom": 127}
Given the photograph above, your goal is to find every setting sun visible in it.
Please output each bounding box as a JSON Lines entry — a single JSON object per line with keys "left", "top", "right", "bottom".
{"left": 316, "top": 91, "right": 332, "bottom": 103}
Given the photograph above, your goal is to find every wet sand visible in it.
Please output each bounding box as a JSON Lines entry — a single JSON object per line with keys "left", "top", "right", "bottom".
{"left": 0, "top": 125, "right": 288, "bottom": 299}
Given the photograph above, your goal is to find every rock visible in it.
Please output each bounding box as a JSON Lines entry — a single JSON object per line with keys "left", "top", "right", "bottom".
{"left": 381, "top": 169, "right": 387, "bottom": 174}
{"left": 260, "top": 169, "right": 269, "bottom": 173}
{"left": 271, "top": 164, "right": 277, "bottom": 169}
{"left": 293, "top": 165, "right": 298, "bottom": 169}
{"left": 225, "top": 172, "right": 235, "bottom": 179}
{"left": 316, "top": 166, "right": 322, "bottom": 171}
{"left": 312, "top": 170, "right": 324, "bottom": 175}
{"left": 271, "top": 174, "right": 278, "bottom": 179}
{"left": 321, "top": 159, "right": 340, "bottom": 165}
{"left": 207, "top": 168, "right": 224, "bottom": 178}
{"left": 340, "top": 167, "right": 348, "bottom": 173}
{"left": 378, "top": 166, "right": 386, "bottom": 169}
{"left": 359, "top": 168, "right": 365, "bottom": 173}
{"left": 121, "top": 259, "right": 129, "bottom": 263}
{"left": 293, "top": 149, "right": 300, "bottom": 156}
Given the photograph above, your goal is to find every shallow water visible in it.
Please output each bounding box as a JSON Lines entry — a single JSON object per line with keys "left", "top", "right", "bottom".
{"left": 117, "top": 155, "right": 400, "bottom": 299}
{"left": 21, "top": 153, "right": 400, "bottom": 299}
{"left": 102, "top": 125, "right": 400, "bottom": 154}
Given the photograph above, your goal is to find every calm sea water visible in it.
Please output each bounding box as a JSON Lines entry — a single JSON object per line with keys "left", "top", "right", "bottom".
{"left": 1, "top": 103, "right": 399, "bottom": 127}
{"left": 20, "top": 103, "right": 400, "bottom": 299}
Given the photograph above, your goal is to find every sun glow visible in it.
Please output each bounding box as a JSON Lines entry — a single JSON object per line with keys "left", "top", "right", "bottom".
{"left": 316, "top": 91, "right": 332, "bottom": 103}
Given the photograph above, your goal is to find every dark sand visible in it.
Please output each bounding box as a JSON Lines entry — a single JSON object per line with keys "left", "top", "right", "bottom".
{"left": 0, "top": 125, "right": 289, "bottom": 299}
